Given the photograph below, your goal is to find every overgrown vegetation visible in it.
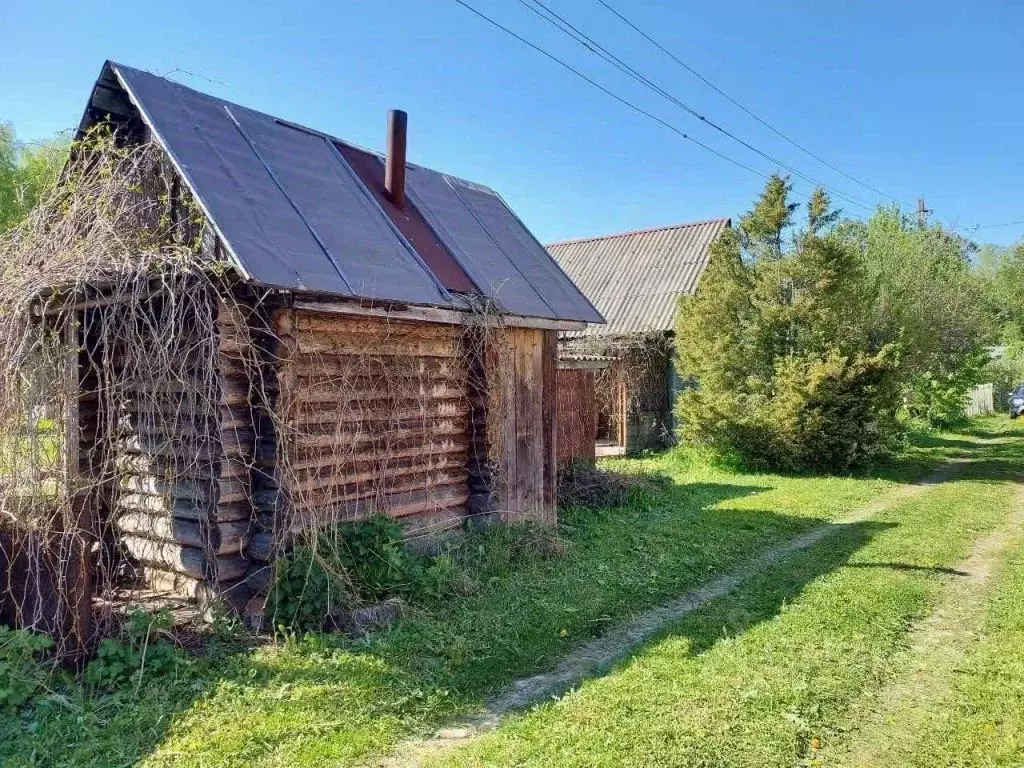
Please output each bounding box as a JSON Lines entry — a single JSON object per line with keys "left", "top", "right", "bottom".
{"left": 977, "top": 240, "right": 1024, "bottom": 404}
{"left": 83, "top": 610, "right": 182, "bottom": 691}
{"left": 269, "top": 516, "right": 483, "bottom": 633}
{"left": 2, "top": 111, "right": 1024, "bottom": 766}
{"left": 843, "top": 206, "right": 992, "bottom": 426}
{"left": 0, "top": 627, "right": 54, "bottom": 714}
{"left": 675, "top": 176, "right": 997, "bottom": 471}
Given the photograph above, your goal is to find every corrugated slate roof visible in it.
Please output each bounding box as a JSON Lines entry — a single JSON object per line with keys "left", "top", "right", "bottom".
{"left": 546, "top": 218, "right": 729, "bottom": 336}
{"left": 79, "top": 61, "right": 603, "bottom": 325}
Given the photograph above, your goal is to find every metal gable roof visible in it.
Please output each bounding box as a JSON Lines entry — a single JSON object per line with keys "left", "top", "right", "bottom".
{"left": 81, "top": 61, "right": 603, "bottom": 324}
{"left": 546, "top": 218, "right": 730, "bottom": 337}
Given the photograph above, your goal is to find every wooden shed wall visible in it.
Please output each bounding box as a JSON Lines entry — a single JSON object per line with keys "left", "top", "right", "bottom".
{"left": 88, "top": 301, "right": 560, "bottom": 604}
{"left": 556, "top": 368, "right": 597, "bottom": 465}
{"left": 109, "top": 297, "right": 254, "bottom": 601}
{"left": 267, "top": 309, "right": 472, "bottom": 543}
{"left": 485, "top": 328, "right": 557, "bottom": 524}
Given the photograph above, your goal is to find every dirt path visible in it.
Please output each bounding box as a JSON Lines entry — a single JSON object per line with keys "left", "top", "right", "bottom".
{"left": 371, "top": 457, "right": 977, "bottom": 768}
{"left": 819, "top": 482, "right": 1024, "bottom": 767}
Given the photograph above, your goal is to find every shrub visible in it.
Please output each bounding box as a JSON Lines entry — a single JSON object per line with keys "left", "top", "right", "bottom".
{"left": 268, "top": 539, "right": 357, "bottom": 634}
{"left": 269, "top": 516, "right": 574, "bottom": 633}
{"left": 269, "top": 516, "right": 459, "bottom": 632}
{"left": 902, "top": 358, "right": 987, "bottom": 429}
{"left": 677, "top": 347, "right": 902, "bottom": 473}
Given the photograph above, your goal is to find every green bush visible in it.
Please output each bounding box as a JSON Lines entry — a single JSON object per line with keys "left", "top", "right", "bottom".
{"left": 902, "top": 355, "right": 987, "bottom": 429}
{"left": 269, "top": 538, "right": 358, "bottom": 634}
{"left": 987, "top": 357, "right": 1023, "bottom": 410}
{"left": 0, "top": 626, "right": 54, "bottom": 713}
{"left": 335, "top": 516, "right": 415, "bottom": 600}
{"left": 678, "top": 347, "right": 901, "bottom": 473}
{"left": 269, "top": 516, "right": 464, "bottom": 633}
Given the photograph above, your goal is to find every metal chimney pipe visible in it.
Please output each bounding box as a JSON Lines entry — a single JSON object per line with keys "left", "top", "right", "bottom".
{"left": 385, "top": 109, "right": 407, "bottom": 208}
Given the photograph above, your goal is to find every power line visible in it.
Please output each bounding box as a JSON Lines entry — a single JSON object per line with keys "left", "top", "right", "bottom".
{"left": 594, "top": 0, "right": 915, "bottom": 210}
{"left": 451, "top": 0, "right": 771, "bottom": 181}
{"left": 514, "top": 0, "right": 875, "bottom": 212}
{"left": 975, "top": 219, "right": 1024, "bottom": 230}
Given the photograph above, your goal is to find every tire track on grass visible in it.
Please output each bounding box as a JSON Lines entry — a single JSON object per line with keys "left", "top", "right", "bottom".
{"left": 371, "top": 455, "right": 982, "bottom": 768}
{"left": 819, "top": 481, "right": 1024, "bottom": 767}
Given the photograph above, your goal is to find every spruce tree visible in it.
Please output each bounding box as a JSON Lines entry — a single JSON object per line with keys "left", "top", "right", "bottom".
{"left": 675, "top": 178, "right": 901, "bottom": 471}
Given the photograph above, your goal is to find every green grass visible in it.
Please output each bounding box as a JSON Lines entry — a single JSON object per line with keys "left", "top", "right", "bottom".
{"left": 0, "top": 419, "right": 1017, "bottom": 767}
{"left": 436, "top": 427, "right": 1024, "bottom": 767}
{"left": 819, "top": 488, "right": 1024, "bottom": 767}
{"left": 917, "top": 545, "right": 1024, "bottom": 766}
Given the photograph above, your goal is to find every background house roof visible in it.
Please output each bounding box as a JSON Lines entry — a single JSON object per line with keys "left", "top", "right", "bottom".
{"left": 79, "top": 61, "right": 603, "bottom": 325}
{"left": 547, "top": 218, "right": 729, "bottom": 337}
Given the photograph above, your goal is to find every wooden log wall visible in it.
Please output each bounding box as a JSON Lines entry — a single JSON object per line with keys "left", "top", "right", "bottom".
{"left": 556, "top": 368, "right": 597, "bottom": 465}
{"left": 266, "top": 309, "right": 473, "bottom": 545}
{"left": 108, "top": 296, "right": 255, "bottom": 606}
{"left": 92, "top": 298, "right": 563, "bottom": 608}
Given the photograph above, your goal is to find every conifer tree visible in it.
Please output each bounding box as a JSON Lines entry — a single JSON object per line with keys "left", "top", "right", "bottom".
{"left": 675, "top": 178, "right": 901, "bottom": 471}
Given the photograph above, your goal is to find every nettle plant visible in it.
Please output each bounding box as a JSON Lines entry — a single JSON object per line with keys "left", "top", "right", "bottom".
{"left": 84, "top": 609, "right": 182, "bottom": 690}
{"left": 0, "top": 626, "right": 55, "bottom": 714}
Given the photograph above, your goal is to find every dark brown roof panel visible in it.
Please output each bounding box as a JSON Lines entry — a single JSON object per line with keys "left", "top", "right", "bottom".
{"left": 337, "top": 143, "right": 477, "bottom": 294}
{"left": 85, "top": 61, "right": 604, "bottom": 325}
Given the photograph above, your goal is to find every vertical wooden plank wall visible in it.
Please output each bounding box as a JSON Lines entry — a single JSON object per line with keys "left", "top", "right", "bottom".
{"left": 488, "top": 328, "right": 557, "bottom": 525}
{"left": 556, "top": 368, "right": 597, "bottom": 465}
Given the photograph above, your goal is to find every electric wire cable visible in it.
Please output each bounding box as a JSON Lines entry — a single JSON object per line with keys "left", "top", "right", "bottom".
{"left": 516, "top": 0, "right": 875, "bottom": 212}
{"left": 594, "top": 0, "right": 915, "bottom": 209}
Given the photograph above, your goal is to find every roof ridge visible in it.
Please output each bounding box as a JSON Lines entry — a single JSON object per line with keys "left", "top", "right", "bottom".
{"left": 110, "top": 63, "right": 502, "bottom": 197}
{"left": 545, "top": 217, "right": 730, "bottom": 248}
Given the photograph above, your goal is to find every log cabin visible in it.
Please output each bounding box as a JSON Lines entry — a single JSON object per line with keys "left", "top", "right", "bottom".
{"left": 58, "top": 61, "right": 603, "bottom": 610}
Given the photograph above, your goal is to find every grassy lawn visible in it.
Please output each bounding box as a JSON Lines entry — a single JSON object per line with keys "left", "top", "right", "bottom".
{"left": 0, "top": 418, "right": 1017, "bottom": 767}
{"left": 819, "top": 481, "right": 1024, "bottom": 767}
{"left": 436, "top": 424, "right": 1024, "bottom": 767}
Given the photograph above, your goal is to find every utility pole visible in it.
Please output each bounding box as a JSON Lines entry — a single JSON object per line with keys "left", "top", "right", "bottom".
{"left": 917, "top": 197, "right": 932, "bottom": 228}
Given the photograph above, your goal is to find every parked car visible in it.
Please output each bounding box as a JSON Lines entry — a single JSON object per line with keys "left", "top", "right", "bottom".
{"left": 1010, "top": 384, "right": 1024, "bottom": 419}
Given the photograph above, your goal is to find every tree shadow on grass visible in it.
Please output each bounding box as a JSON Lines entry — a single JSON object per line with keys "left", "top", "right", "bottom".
{"left": 845, "top": 562, "right": 969, "bottom": 576}
{"left": 153, "top": 487, "right": 893, "bottom": 765}
{"left": 1, "top": 480, "right": 901, "bottom": 767}
{"left": 847, "top": 431, "right": 1024, "bottom": 486}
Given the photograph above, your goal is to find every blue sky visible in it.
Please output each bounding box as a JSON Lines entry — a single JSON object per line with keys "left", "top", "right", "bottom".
{"left": 2, "top": 0, "right": 1021, "bottom": 245}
